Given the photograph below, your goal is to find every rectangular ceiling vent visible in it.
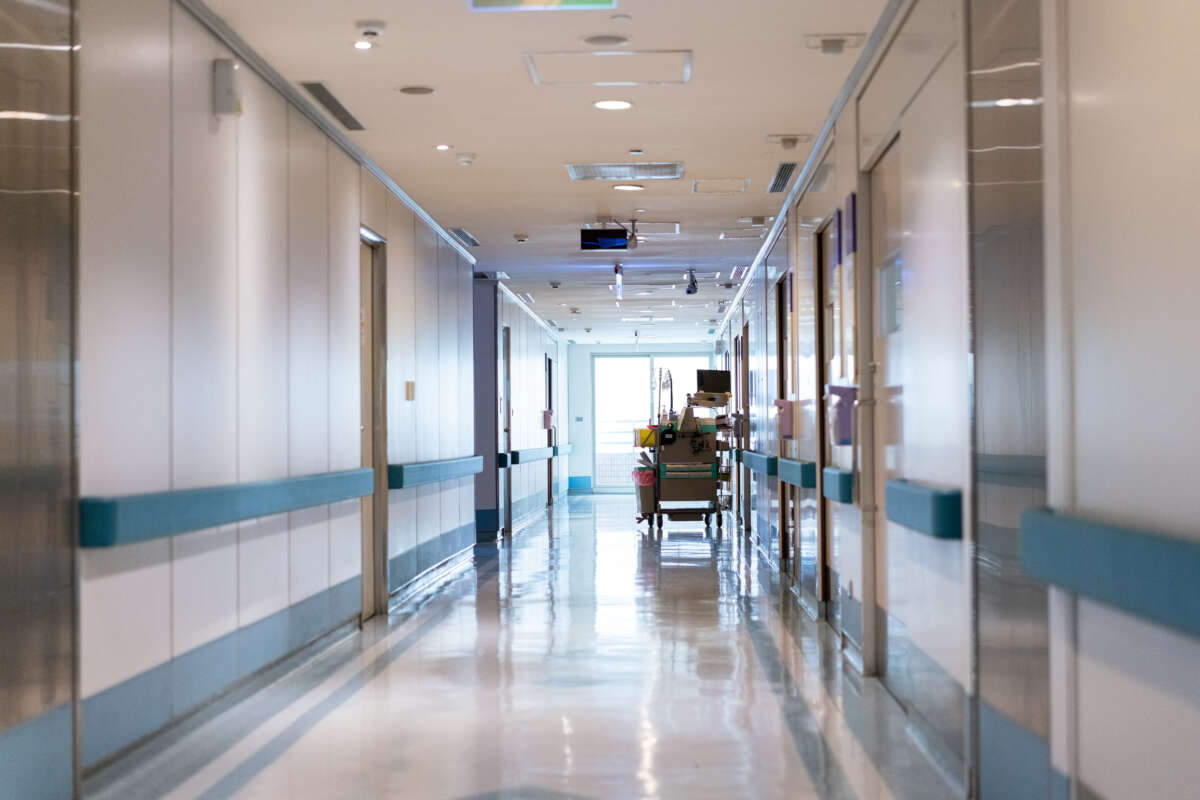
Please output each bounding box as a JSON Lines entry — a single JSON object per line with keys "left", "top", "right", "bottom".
{"left": 566, "top": 162, "right": 684, "bottom": 181}
{"left": 768, "top": 162, "right": 798, "bottom": 193}
{"left": 300, "top": 82, "right": 364, "bottom": 131}
{"left": 449, "top": 227, "right": 480, "bottom": 247}
{"left": 719, "top": 229, "right": 767, "bottom": 240}
{"left": 584, "top": 220, "right": 679, "bottom": 234}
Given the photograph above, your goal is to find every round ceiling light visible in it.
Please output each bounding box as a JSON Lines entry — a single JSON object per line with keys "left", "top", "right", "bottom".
{"left": 594, "top": 99, "right": 632, "bottom": 111}
{"left": 613, "top": 184, "right": 644, "bottom": 192}
{"left": 635, "top": 208, "right": 647, "bottom": 213}
{"left": 584, "top": 33, "right": 630, "bottom": 47}
{"left": 628, "top": 148, "right": 644, "bottom": 156}
{"left": 398, "top": 85, "right": 435, "bottom": 95}
{"left": 610, "top": 13, "right": 633, "bottom": 23}
{"left": 354, "top": 39, "right": 373, "bottom": 50}
{"left": 434, "top": 144, "right": 452, "bottom": 151}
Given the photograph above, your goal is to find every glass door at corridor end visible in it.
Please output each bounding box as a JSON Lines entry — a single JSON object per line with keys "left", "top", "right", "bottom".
{"left": 592, "top": 354, "right": 712, "bottom": 490}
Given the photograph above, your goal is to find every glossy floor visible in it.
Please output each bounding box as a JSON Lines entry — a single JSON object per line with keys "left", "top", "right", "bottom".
{"left": 88, "top": 495, "right": 957, "bottom": 799}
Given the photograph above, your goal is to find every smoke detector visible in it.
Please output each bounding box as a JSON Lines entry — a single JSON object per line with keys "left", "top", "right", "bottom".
{"left": 549, "top": 280, "right": 561, "bottom": 288}
{"left": 766, "top": 134, "right": 812, "bottom": 150}
{"left": 804, "top": 34, "right": 865, "bottom": 54}
{"left": 513, "top": 232, "right": 528, "bottom": 243}
{"left": 457, "top": 152, "right": 477, "bottom": 167}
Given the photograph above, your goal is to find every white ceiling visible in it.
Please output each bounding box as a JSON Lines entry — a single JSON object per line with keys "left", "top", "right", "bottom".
{"left": 207, "top": 0, "right": 886, "bottom": 343}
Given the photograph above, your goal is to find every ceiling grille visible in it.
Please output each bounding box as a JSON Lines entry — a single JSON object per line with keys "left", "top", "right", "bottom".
{"left": 566, "top": 162, "right": 684, "bottom": 181}
{"left": 300, "top": 82, "right": 364, "bottom": 131}
{"left": 769, "top": 162, "right": 798, "bottom": 193}
{"left": 449, "top": 228, "right": 480, "bottom": 247}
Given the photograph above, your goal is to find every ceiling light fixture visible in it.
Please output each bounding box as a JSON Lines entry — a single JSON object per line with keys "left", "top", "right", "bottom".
{"left": 355, "top": 20, "right": 384, "bottom": 51}
{"left": 435, "top": 144, "right": 451, "bottom": 151}
{"left": 635, "top": 208, "right": 646, "bottom": 213}
{"left": 613, "top": 184, "right": 644, "bottom": 192}
{"left": 584, "top": 33, "right": 630, "bottom": 47}
{"left": 398, "top": 85, "right": 435, "bottom": 95}
{"left": 594, "top": 100, "right": 633, "bottom": 111}
{"left": 628, "top": 148, "right": 644, "bottom": 156}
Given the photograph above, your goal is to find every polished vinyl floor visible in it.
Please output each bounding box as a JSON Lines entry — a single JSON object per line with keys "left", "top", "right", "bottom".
{"left": 89, "top": 495, "right": 957, "bottom": 800}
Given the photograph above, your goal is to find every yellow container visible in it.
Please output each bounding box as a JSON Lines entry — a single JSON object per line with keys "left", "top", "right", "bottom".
{"left": 634, "top": 427, "right": 656, "bottom": 447}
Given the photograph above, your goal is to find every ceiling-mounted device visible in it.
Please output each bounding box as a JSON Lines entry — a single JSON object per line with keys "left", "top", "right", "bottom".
{"left": 581, "top": 219, "right": 636, "bottom": 251}
{"left": 355, "top": 20, "right": 385, "bottom": 50}
{"left": 613, "top": 264, "right": 624, "bottom": 300}
{"left": 581, "top": 228, "right": 627, "bottom": 250}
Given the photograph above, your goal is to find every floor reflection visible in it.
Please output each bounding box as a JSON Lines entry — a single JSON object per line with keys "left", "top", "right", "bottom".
{"left": 89, "top": 495, "right": 958, "bottom": 800}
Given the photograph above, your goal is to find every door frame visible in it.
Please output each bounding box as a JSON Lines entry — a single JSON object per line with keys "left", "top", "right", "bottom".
{"left": 360, "top": 232, "right": 389, "bottom": 620}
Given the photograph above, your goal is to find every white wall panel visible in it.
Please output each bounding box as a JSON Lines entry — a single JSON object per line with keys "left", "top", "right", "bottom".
{"left": 171, "top": 9, "right": 237, "bottom": 490}
{"left": 415, "top": 224, "right": 440, "bottom": 463}
{"left": 236, "top": 69, "right": 289, "bottom": 483}
{"left": 78, "top": 0, "right": 171, "bottom": 496}
{"left": 328, "top": 500, "right": 362, "bottom": 585}
{"left": 289, "top": 505, "right": 330, "bottom": 603}
{"left": 360, "top": 171, "right": 387, "bottom": 241}
{"left": 80, "top": 541, "right": 172, "bottom": 696}
{"left": 1077, "top": 601, "right": 1200, "bottom": 797}
{"left": 438, "top": 240, "right": 460, "bottom": 532}
{"left": 858, "top": 0, "right": 959, "bottom": 167}
{"left": 386, "top": 199, "right": 416, "bottom": 465}
{"left": 328, "top": 149, "right": 361, "bottom": 472}
{"left": 172, "top": 526, "right": 238, "bottom": 654}
{"left": 287, "top": 109, "right": 330, "bottom": 478}
{"left": 385, "top": 198, "right": 417, "bottom": 562}
{"left": 238, "top": 514, "right": 290, "bottom": 626}
{"left": 889, "top": 43, "right": 971, "bottom": 687}
{"left": 1066, "top": 0, "right": 1200, "bottom": 535}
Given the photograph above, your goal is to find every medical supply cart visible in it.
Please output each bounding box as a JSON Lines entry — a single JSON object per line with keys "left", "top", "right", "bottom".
{"left": 634, "top": 370, "right": 733, "bottom": 529}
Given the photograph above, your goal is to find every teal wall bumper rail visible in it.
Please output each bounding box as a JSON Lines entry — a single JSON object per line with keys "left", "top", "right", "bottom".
{"left": 885, "top": 479, "right": 962, "bottom": 539}
{"left": 511, "top": 446, "right": 555, "bottom": 464}
{"left": 1020, "top": 508, "right": 1200, "bottom": 639}
{"left": 779, "top": 458, "right": 817, "bottom": 489}
{"left": 742, "top": 450, "right": 778, "bottom": 476}
{"left": 387, "top": 456, "right": 483, "bottom": 489}
{"left": 80, "top": 468, "right": 374, "bottom": 548}
{"left": 823, "top": 467, "right": 854, "bottom": 503}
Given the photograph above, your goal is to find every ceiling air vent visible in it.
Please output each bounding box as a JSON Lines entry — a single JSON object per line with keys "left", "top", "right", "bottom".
{"left": 566, "top": 162, "right": 684, "bottom": 181}
{"left": 769, "top": 162, "right": 798, "bottom": 193}
{"left": 449, "top": 227, "right": 480, "bottom": 247}
{"left": 300, "top": 82, "right": 364, "bottom": 131}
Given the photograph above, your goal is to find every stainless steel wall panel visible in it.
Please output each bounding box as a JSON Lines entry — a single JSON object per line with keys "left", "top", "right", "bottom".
{"left": 966, "top": 0, "right": 1050, "bottom": 794}
{"left": 0, "top": 0, "right": 77, "bottom": 792}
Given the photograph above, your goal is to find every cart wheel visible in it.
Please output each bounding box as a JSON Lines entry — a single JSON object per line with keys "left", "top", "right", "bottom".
{"left": 657, "top": 514, "right": 664, "bottom": 528}
{"left": 704, "top": 513, "right": 711, "bottom": 527}
{"left": 716, "top": 513, "right": 724, "bottom": 529}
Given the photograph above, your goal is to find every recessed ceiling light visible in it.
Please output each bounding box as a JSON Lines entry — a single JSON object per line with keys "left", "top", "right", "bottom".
{"left": 354, "top": 39, "right": 373, "bottom": 50}
{"left": 628, "top": 148, "right": 644, "bottom": 156}
{"left": 435, "top": 144, "right": 451, "bottom": 151}
{"left": 594, "top": 100, "right": 633, "bottom": 111}
{"left": 635, "top": 208, "right": 646, "bottom": 213}
{"left": 613, "top": 184, "right": 644, "bottom": 192}
{"left": 398, "top": 85, "right": 435, "bottom": 95}
{"left": 610, "top": 13, "right": 632, "bottom": 23}
{"left": 584, "top": 33, "right": 629, "bottom": 47}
